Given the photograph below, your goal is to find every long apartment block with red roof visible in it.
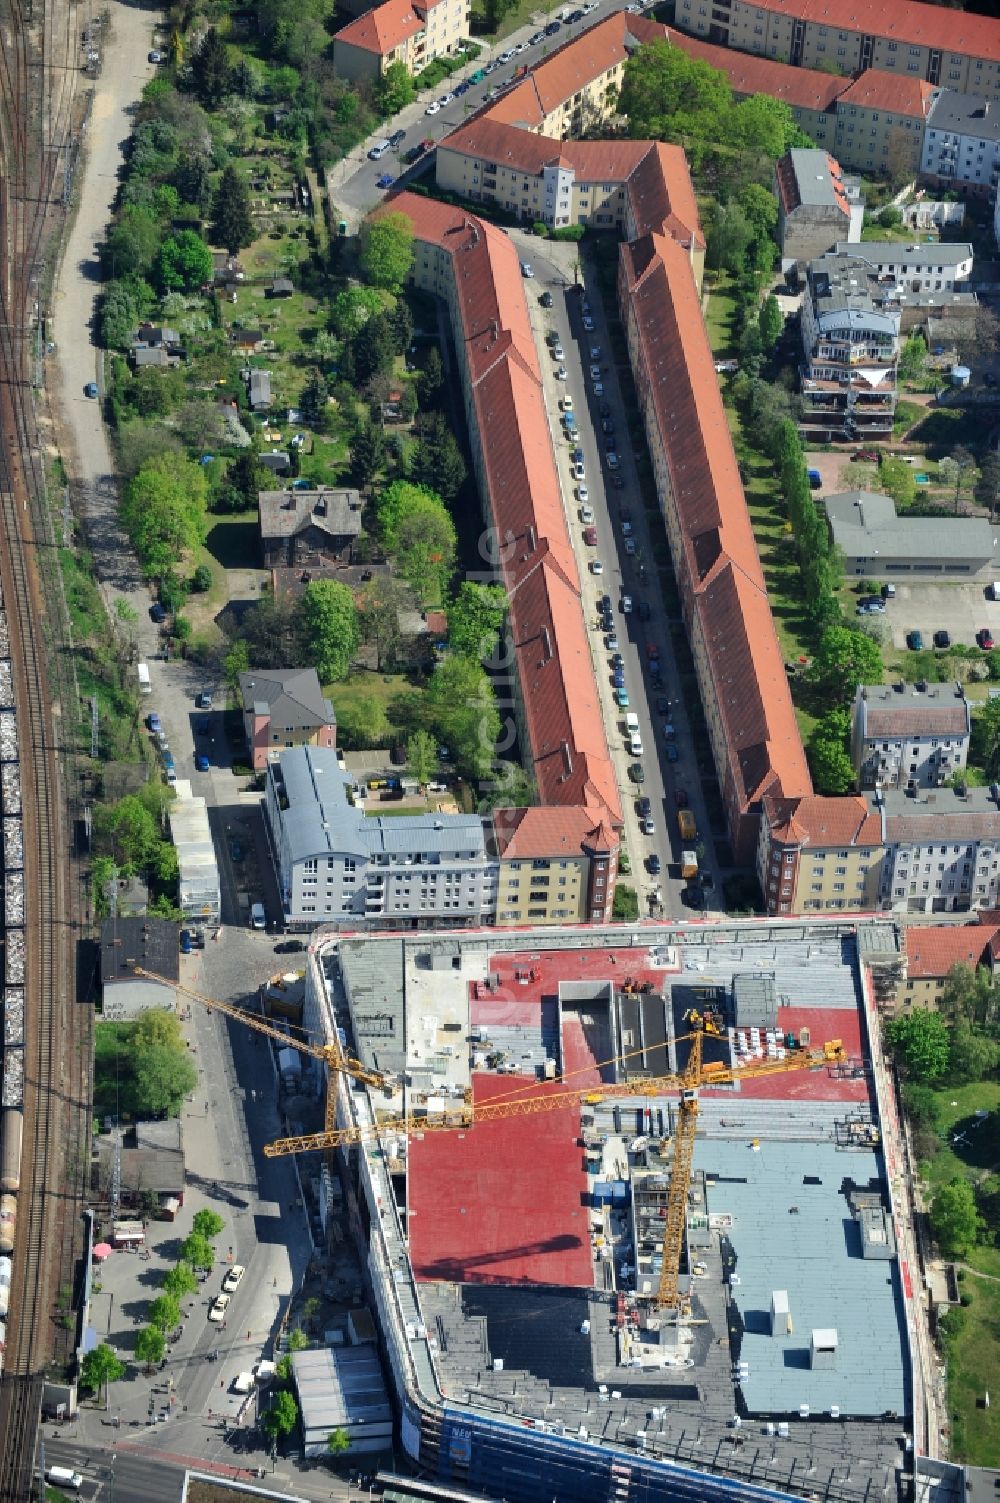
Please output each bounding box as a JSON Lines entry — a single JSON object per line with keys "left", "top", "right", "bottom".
{"left": 664, "top": 0, "right": 1000, "bottom": 99}
{"left": 332, "top": 0, "right": 469, "bottom": 83}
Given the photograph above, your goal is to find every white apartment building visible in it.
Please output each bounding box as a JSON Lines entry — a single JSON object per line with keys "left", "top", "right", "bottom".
{"left": 878, "top": 787, "right": 1000, "bottom": 914}
{"left": 921, "top": 92, "right": 1000, "bottom": 194}
{"left": 800, "top": 252, "right": 901, "bottom": 442}
{"left": 831, "top": 240, "right": 973, "bottom": 293}
{"left": 266, "top": 746, "right": 497, "bottom": 928}
{"left": 852, "top": 682, "right": 971, "bottom": 790}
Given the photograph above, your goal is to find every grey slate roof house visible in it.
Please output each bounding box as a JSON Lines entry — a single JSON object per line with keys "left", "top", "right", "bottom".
{"left": 239, "top": 667, "right": 337, "bottom": 771}
{"left": 258, "top": 487, "right": 364, "bottom": 567}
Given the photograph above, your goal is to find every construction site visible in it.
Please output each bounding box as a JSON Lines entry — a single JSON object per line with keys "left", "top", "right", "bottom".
{"left": 255, "top": 919, "right": 928, "bottom": 1503}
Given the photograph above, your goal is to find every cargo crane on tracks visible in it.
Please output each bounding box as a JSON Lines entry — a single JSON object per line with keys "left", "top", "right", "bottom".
{"left": 143, "top": 973, "right": 848, "bottom": 1315}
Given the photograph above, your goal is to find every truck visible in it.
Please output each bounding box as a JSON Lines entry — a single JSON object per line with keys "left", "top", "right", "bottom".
{"left": 677, "top": 807, "right": 697, "bottom": 842}
{"left": 681, "top": 850, "right": 699, "bottom": 880}
{"left": 137, "top": 662, "right": 151, "bottom": 695}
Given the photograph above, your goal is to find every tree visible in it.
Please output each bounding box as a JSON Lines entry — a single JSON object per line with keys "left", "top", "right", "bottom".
{"left": 885, "top": 1008, "right": 950, "bottom": 1083}
{"left": 729, "top": 93, "right": 798, "bottom": 159}
{"left": 103, "top": 209, "right": 163, "bottom": 282}
{"left": 377, "top": 482, "right": 456, "bottom": 606}
{"left": 938, "top": 446, "right": 976, "bottom": 514}
{"left": 970, "top": 697, "right": 1000, "bottom": 779}
{"left": 425, "top": 655, "right": 500, "bottom": 779}
{"left": 162, "top": 1261, "right": 198, "bottom": 1299}
{"left": 192, "top": 1208, "right": 225, "bottom": 1240}
{"left": 156, "top": 230, "right": 213, "bottom": 293}
{"left": 407, "top": 729, "right": 437, "bottom": 786}
{"left": 262, "top": 1389, "right": 299, "bottom": 1442}
{"left": 190, "top": 28, "right": 231, "bottom": 108}
{"left": 94, "top": 794, "right": 160, "bottom": 874}
{"left": 358, "top": 212, "right": 415, "bottom": 293}
{"left": 878, "top": 455, "right": 916, "bottom": 509}
{"left": 956, "top": 302, "right": 1000, "bottom": 367}
{"left": 180, "top": 1232, "right": 214, "bottom": 1271}
{"left": 757, "top": 294, "right": 782, "bottom": 351}
{"left": 613, "top": 885, "right": 639, "bottom": 920}
{"left": 810, "top": 627, "right": 884, "bottom": 706}
{"left": 351, "top": 314, "right": 394, "bottom": 385}
{"left": 619, "top": 41, "right": 730, "bottom": 154}
{"left": 225, "top": 449, "right": 264, "bottom": 512}
{"left": 807, "top": 708, "right": 855, "bottom": 795}
{"left": 225, "top": 638, "right": 250, "bottom": 694}
{"left": 331, "top": 285, "right": 392, "bottom": 339}
{"left": 477, "top": 762, "right": 538, "bottom": 812}
{"left": 975, "top": 452, "right": 1000, "bottom": 519}
{"left": 350, "top": 419, "right": 387, "bottom": 487}
{"left": 332, "top": 695, "right": 391, "bottom": 749}
{"left": 375, "top": 60, "right": 415, "bottom": 115}
{"left": 706, "top": 202, "right": 754, "bottom": 275}
{"left": 409, "top": 412, "right": 466, "bottom": 501}
{"left": 286, "top": 1327, "right": 309, "bottom": 1352}
{"left": 328, "top": 1427, "right": 351, "bottom": 1456}
{"left": 357, "top": 576, "right": 404, "bottom": 670}
{"left": 930, "top": 1177, "right": 983, "bottom": 1258}
{"left": 101, "top": 277, "right": 156, "bottom": 351}
{"left": 148, "top": 1293, "right": 181, "bottom": 1332}
{"left": 900, "top": 1083, "right": 942, "bottom": 1134}
{"left": 136, "top": 1325, "right": 166, "bottom": 1371}
{"left": 300, "top": 370, "right": 331, "bottom": 431}
{"left": 131, "top": 1041, "right": 197, "bottom": 1117}
{"left": 897, "top": 332, "right": 927, "bottom": 382}
{"left": 949, "top": 1020, "right": 1000, "bottom": 1084}
{"left": 80, "top": 1343, "right": 125, "bottom": 1400}
{"left": 448, "top": 582, "right": 507, "bottom": 662}
{"left": 420, "top": 347, "right": 443, "bottom": 406}
{"left": 302, "top": 580, "right": 360, "bottom": 683}
{"left": 940, "top": 962, "right": 999, "bottom": 1028}
{"left": 211, "top": 165, "right": 255, "bottom": 255}
{"left": 121, "top": 452, "right": 209, "bottom": 576}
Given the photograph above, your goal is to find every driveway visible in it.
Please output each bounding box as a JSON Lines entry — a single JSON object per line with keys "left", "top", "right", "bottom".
{"left": 511, "top": 230, "right": 719, "bottom": 918}
{"left": 49, "top": 2, "right": 161, "bottom": 656}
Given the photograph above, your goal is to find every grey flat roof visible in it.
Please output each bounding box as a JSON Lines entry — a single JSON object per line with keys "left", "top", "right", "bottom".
{"left": 833, "top": 241, "right": 973, "bottom": 270}
{"left": 826, "top": 490, "right": 998, "bottom": 563}
{"left": 292, "top": 1345, "right": 392, "bottom": 1435}
{"left": 875, "top": 785, "right": 1000, "bottom": 841}
{"left": 100, "top": 917, "right": 179, "bottom": 985}
{"left": 697, "top": 1138, "right": 907, "bottom": 1418}
{"left": 787, "top": 149, "right": 842, "bottom": 208}
{"left": 927, "top": 89, "right": 1000, "bottom": 143}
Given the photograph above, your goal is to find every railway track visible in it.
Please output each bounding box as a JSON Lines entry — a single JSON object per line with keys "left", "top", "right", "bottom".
{"left": 0, "top": 0, "right": 88, "bottom": 1494}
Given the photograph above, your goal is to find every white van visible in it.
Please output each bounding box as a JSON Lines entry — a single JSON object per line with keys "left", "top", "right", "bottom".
{"left": 625, "top": 712, "right": 640, "bottom": 734}
{"left": 137, "top": 662, "right": 151, "bottom": 695}
{"left": 368, "top": 139, "right": 391, "bottom": 160}
{"left": 629, "top": 732, "right": 643, "bottom": 757}
{"left": 46, "top": 1468, "right": 84, "bottom": 1492}
{"left": 250, "top": 902, "right": 266, "bottom": 930}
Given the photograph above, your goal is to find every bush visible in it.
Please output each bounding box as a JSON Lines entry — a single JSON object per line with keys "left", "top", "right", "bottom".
{"left": 191, "top": 564, "right": 212, "bottom": 593}
{"left": 878, "top": 206, "right": 902, "bottom": 229}
{"left": 550, "top": 224, "right": 586, "bottom": 241}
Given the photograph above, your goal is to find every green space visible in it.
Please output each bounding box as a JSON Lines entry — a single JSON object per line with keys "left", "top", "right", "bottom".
{"left": 93, "top": 1011, "right": 197, "bottom": 1123}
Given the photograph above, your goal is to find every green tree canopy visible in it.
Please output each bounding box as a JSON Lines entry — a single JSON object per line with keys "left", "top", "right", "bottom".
{"left": 613, "top": 885, "right": 639, "bottom": 920}
{"left": 121, "top": 452, "right": 209, "bottom": 576}
{"left": 136, "top": 1325, "right": 166, "bottom": 1369}
{"left": 930, "top": 1177, "right": 983, "bottom": 1258}
{"left": 448, "top": 582, "right": 507, "bottom": 662}
{"left": 94, "top": 794, "right": 160, "bottom": 874}
{"left": 359, "top": 212, "right": 415, "bottom": 293}
{"left": 331, "top": 285, "right": 392, "bottom": 339}
{"left": 407, "top": 729, "right": 437, "bottom": 785}
{"left": 949, "top": 1020, "right": 1000, "bottom": 1084}
{"left": 619, "top": 41, "right": 730, "bottom": 152}
{"left": 377, "top": 482, "right": 456, "bottom": 606}
{"left": 262, "top": 1388, "right": 299, "bottom": 1440}
{"left": 131, "top": 1041, "right": 198, "bottom": 1117}
{"left": 302, "top": 580, "right": 360, "bottom": 683}
{"left": 148, "top": 1293, "right": 181, "bottom": 1332}
{"left": 425, "top": 655, "right": 500, "bottom": 780}
{"left": 356, "top": 575, "right": 404, "bottom": 671}
{"left": 328, "top": 1427, "right": 351, "bottom": 1455}
{"left": 971, "top": 698, "right": 1000, "bottom": 779}
{"left": 80, "top": 1343, "right": 126, "bottom": 1396}
{"left": 211, "top": 165, "right": 255, "bottom": 255}
{"left": 940, "top": 963, "right": 1000, "bottom": 1029}
{"left": 192, "top": 1208, "right": 225, "bottom": 1240}
{"left": 100, "top": 277, "right": 157, "bottom": 351}
{"left": 810, "top": 627, "right": 884, "bottom": 706}
{"left": 190, "top": 28, "right": 231, "bottom": 107}
{"left": 162, "top": 1262, "right": 198, "bottom": 1299}
{"left": 103, "top": 208, "right": 163, "bottom": 282}
{"left": 375, "top": 60, "right": 415, "bottom": 115}
{"left": 758, "top": 294, "right": 783, "bottom": 351}
{"left": 879, "top": 455, "right": 917, "bottom": 509}
{"left": 807, "top": 708, "right": 855, "bottom": 795}
{"left": 180, "top": 1231, "right": 214, "bottom": 1271}
{"left": 350, "top": 418, "right": 387, "bottom": 486}
{"left": 409, "top": 412, "right": 466, "bottom": 501}
{"left": 156, "top": 229, "right": 213, "bottom": 293}
{"left": 885, "top": 1008, "right": 950, "bottom": 1083}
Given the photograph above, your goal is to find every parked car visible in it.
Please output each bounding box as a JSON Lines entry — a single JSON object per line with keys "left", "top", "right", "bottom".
{"left": 604, "top": 633, "right": 619, "bottom": 651}
{"left": 856, "top": 601, "right": 884, "bottom": 616}
{"left": 622, "top": 594, "right": 633, "bottom": 614}
{"left": 615, "top": 687, "right": 630, "bottom": 707}
{"left": 274, "top": 939, "right": 307, "bottom": 955}
{"left": 807, "top": 468, "right": 822, "bottom": 489}
{"left": 223, "top": 1265, "right": 246, "bottom": 1292}
{"left": 665, "top": 744, "right": 679, "bottom": 762}
{"left": 852, "top": 449, "right": 879, "bottom": 463}
{"left": 230, "top": 839, "right": 245, "bottom": 863}
{"left": 636, "top": 797, "right": 651, "bottom": 817}
{"left": 579, "top": 498, "right": 593, "bottom": 518}
{"left": 590, "top": 558, "right": 604, "bottom": 575}
{"left": 147, "top": 712, "right": 162, "bottom": 734}
{"left": 647, "top": 854, "right": 661, "bottom": 874}
{"left": 583, "top": 526, "right": 598, "bottom": 546}
{"left": 209, "top": 1293, "right": 231, "bottom": 1323}
{"left": 539, "top": 291, "right": 553, "bottom": 308}
{"left": 934, "top": 629, "right": 951, "bottom": 648}
{"left": 681, "top": 886, "right": 704, "bottom": 909}
{"left": 84, "top": 381, "right": 99, "bottom": 398}
{"left": 906, "top": 630, "right": 924, "bottom": 650}
{"left": 520, "top": 261, "right": 534, "bottom": 278}
{"left": 978, "top": 628, "right": 995, "bottom": 650}
{"left": 194, "top": 753, "right": 210, "bottom": 772}
{"left": 573, "top": 460, "right": 585, "bottom": 480}
{"left": 179, "top": 929, "right": 192, "bottom": 954}
{"left": 150, "top": 602, "right": 166, "bottom": 623}
{"left": 629, "top": 762, "right": 645, "bottom": 783}
{"left": 375, "top": 174, "right": 395, "bottom": 190}
{"left": 148, "top": 49, "right": 164, "bottom": 63}
{"left": 641, "top": 817, "right": 655, "bottom": 836}
{"left": 638, "top": 601, "right": 651, "bottom": 622}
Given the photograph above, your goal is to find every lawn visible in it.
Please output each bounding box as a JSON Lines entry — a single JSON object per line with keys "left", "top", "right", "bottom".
{"left": 327, "top": 670, "right": 424, "bottom": 740}
{"left": 946, "top": 1272, "right": 1000, "bottom": 1465}
{"left": 703, "top": 271, "right": 738, "bottom": 359}
{"left": 919, "top": 1081, "right": 1000, "bottom": 1196}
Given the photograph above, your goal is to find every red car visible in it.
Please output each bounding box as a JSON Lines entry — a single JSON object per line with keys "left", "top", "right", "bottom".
{"left": 646, "top": 641, "right": 660, "bottom": 660}
{"left": 674, "top": 789, "right": 688, "bottom": 808}
{"left": 852, "top": 449, "right": 879, "bottom": 463}
{"left": 977, "top": 628, "right": 995, "bottom": 651}
{"left": 583, "top": 526, "right": 598, "bottom": 546}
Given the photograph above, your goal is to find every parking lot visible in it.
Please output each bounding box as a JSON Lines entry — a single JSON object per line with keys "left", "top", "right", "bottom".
{"left": 882, "top": 580, "right": 1000, "bottom": 652}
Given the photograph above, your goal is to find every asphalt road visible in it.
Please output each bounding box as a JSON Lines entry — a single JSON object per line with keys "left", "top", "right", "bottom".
{"left": 41, "top": 1441, "right": 185, "bottom": 1503}
{"left": 330, "top": 0, "right": 658, "bottom": 225}
{"left": 512, "top": 232, "right": 721, "bottom": 918}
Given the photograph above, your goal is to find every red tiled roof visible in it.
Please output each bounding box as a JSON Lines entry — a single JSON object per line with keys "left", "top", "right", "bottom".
{"left": 720, "top": 0, "right": 1000, "bottom": 64}
{"left": 836, "top": 69, "right": 936, "bottom": 120}
{"left": 493, "top": 805, "right": 617, "bottom": 859}
{"left": 382, "top": 193, "right": 621, "bottom": 829}
{"left": 334, "top": 0, "right": 424, "bottom": 56}
{"left": 905, "top": 922, "right": 1000, "bottom": 979}
{"left": 624, "top": 143, "right": 704, "bottom": 249}
{"left": 529, "top": 11, "right": 669, "bottom": 115}
{"left": 665, "top": 28, "right": 846, "bottom": 112}
{"left": 763, "top": 794, "right": 881, "bottom": 847}
{"left": 619, "top": 229, "right": 812, "bottom": 813}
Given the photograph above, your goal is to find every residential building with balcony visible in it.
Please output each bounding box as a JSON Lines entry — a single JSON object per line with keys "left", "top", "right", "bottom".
{"left": 799, "top": 252, "right": 901, "bottom": 442}
{"left": 878, "top": 786, "right": 1000, "bottom": 915}
{"left": 266, "top": 745, "right": 497, "bottom": 928}
{"left": 921, "top": 90, "right": 1000, "bottom": 195}
{"left": 830, "top": 72, "right": 936, "bottom": 177}
{"left": 332, "top": 0, "right": 469, "bottom": 82}
{"left": 664, "top": 0, "right": 1000, "bottom": 101}
{"left": 757, "top": 795, "right": 884, "bottom": 915}
{"left": 852, "top": 682, "right": 971, "bottom": 790}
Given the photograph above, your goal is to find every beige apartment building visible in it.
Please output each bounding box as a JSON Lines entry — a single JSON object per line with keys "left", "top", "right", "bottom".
{"left": 668, "top": 0, "right": 1000, "bottom": 99}
{"left": 333, "top": 0, "right": 469, "bottom": 82}
{"left": 758, "top": 795, "right": 885, "bottom": 914}
{"left": 493, "top": 807, "right": 617, "bottom": 926}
